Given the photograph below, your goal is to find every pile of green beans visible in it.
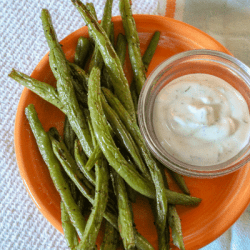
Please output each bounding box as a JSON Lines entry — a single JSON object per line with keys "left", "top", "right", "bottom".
{"left": 9, "top": 0, "right": 202, "bottom": 249}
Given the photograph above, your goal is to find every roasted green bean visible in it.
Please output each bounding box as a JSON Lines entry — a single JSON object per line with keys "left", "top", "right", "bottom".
{"left": 41, "top": 9, "right": 93, "bottom": 157}
{"left": 61, "top": 201, "right": 79, "bottom": 249}
{"left": 25, "top": 104, "right": 86, "bottom": 239}
{"left": 88, "top": 0, "right": 113, "bottom": 73}
{"left": 9, "top": 69, "right": 65, "bottom": 113}
{"left": 142, "top": 31, "right": 160, "bottom": 72}
{"left": 168, "top": 169, "right": 190, "bottom": 195}
{"left": 85, "top": 144, "right": 103, "bottom": 171}
{"left": 119, "top": 0, "right": 146, "bottom": 95}
{"left": 112, "top": 169, "right": 136, "bottom": 250}
{"left": 74, "top": 36, "right": 91, "bottom": 69}
{"left": 102, "top": 32, "right": 126, "bottom": 90}
{"left": 168, "top": 205, "right": 185, "bottom": 250}
{"left": 100, "top": 221, "right": 119, "bottom": 250}
{"left": 88, "top": 66, "right": 155, "bottom": 199}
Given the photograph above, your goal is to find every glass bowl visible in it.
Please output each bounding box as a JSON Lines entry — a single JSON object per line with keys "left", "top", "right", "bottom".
{"left": 138, "top": 49, "right": 250, "bottom": 178}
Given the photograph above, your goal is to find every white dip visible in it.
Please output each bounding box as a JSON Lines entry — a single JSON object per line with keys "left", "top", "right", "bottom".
{"left": 153, "top": 73, "right": 250, "bottom": 166}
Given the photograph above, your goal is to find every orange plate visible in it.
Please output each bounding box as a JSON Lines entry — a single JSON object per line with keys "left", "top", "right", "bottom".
{"left": 15, "top": 15, "right": 250, "bottom": 249}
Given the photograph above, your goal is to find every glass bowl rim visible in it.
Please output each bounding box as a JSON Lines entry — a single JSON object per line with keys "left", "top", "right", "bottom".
{"left": 138, "top": 49, "right": 250, "bottom": 178}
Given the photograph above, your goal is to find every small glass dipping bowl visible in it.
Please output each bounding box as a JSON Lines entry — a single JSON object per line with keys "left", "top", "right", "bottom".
{"left": 138, "top": 49, "right": 250, "bottom": 178}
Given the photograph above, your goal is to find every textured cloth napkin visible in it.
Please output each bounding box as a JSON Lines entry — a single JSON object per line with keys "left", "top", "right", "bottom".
{"left": 1, "top": 0, "right": 250, "bottom": 249}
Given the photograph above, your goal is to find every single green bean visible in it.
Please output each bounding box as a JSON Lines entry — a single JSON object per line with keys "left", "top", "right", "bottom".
{"left": 130, "top": 80, "right": 138, "bottom": 114}
{"left": 41, "top": 9, "right": 93, "bottom": 157}
{"left": 115, "top": 33, "right": 127, "bottom": 66}
{"left": 112, "top": 168, "right": 136, "bottom": 250}
{"left": 168, "top": 169, "right": 190, "bottom": 195}
{"left": 130, "top": 30, "right": 160, "bottom": 109}
{"left": 109, "top": 22, "right": 115, "bottom": 46}
{"left": 88, "top": 0, "right": 113, "bottom": 73}
{"left": 88, "top": 66, "right": 155, "bottom": 199}
{"left": 142, "top": 31, "right": 160, "bottom": 72}
{"left": 126, "top": 157, "right": 138, "bottom": 203}
{"left": 9, "top": 69, "right": 66, "bottom": 113}
{"left": 25, "top": 104, "right": 86, "bottom": 239}
{"left": 77, "top": 158, "right": 109, "bottom": 250}
{"left": 119, "top": 0, "right": 146, "bottom": 95}
{"left": 71, "top": 0, "right": 137, "bottom": 123}
{"left": 61, "top": 201, "right": 79, "bottom": 249}
{"left": 100, "top": 221, "right": 119, "bottom": 250}
{"left": 165, "top": 189, "right": 201, "bottom": 206}
{"left": 102, "top": 31, "right": 126, "bottom": 90}
{"left": 85, "top": 144, "right": 103, "bottom": 171}
{"left": 74, "top": 36, "right": 91, "bottom": 69}
{"left": 49, "top": 48, "right": 88, "bottom": 108}
{"left": 63, "top": 117, "right": 85, "bottom": 211}
{"left": 168, "top": 205, "right": 185, "bottom": 250}
{"left": 86, "top": 2, "right": 98, "bottom": 20}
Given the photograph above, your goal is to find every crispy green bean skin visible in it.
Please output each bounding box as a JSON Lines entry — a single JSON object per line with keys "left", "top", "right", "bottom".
{"left": 74, "top": 36, "right": 91, "bottom": 69}
{"left": 101, "top": 95, "right": 152, "bottom": 182}
{"left": 71, "top": 0, "right": 136, "bottom": 123}
{"left": 165, "top": 189, "right": 201, "bottom": 206}
{"left": 168, "top": 169, "right": 190, "bottom": 195}
{"left": 25, "top": 104, "right": 86, "bottom": 239}
{"left": 85, "top": 144, "right": 103, "bottom": 171}
{"left": 88, "top": 66, "right": 155, "bottom": 199}
{"left": 100, "top": 221, "right": 119, "bottom": 250}
{"left": 9, "top": 69, "right": 66, "bottom": 113}
{"left": 102, "top": 88, "right": 202, "bottom": 206}
{"left": 112, "top": 169, "right": 136, "bottom": 250}
{"left": 41, "top": 9, "right": 93, "bottom": 157}
{"left": 119, "top": 0, "right": 146, "bottom": 95}
{"left": 88, "top": 0, "right": 113, "bottom": 73}
{"left": 168, "top": 205, "right": 185, "bottom": 250}
{"left": 61, "top": 201, "right": 79, "bottom": 249}
{"left": 142, "top": 31, "right": 160, "bottom": 72}
{"left": 77, "top": 159, "right": 109, "bottom": 250}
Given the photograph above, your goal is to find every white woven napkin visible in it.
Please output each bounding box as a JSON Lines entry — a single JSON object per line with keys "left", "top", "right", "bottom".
{"left": 1, "top": 0, "right": 249, "bottom": 249}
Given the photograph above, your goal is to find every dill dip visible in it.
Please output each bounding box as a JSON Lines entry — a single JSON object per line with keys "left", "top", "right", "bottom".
{"left": 153, "top": 73, "right": 250, "bottom": 166}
